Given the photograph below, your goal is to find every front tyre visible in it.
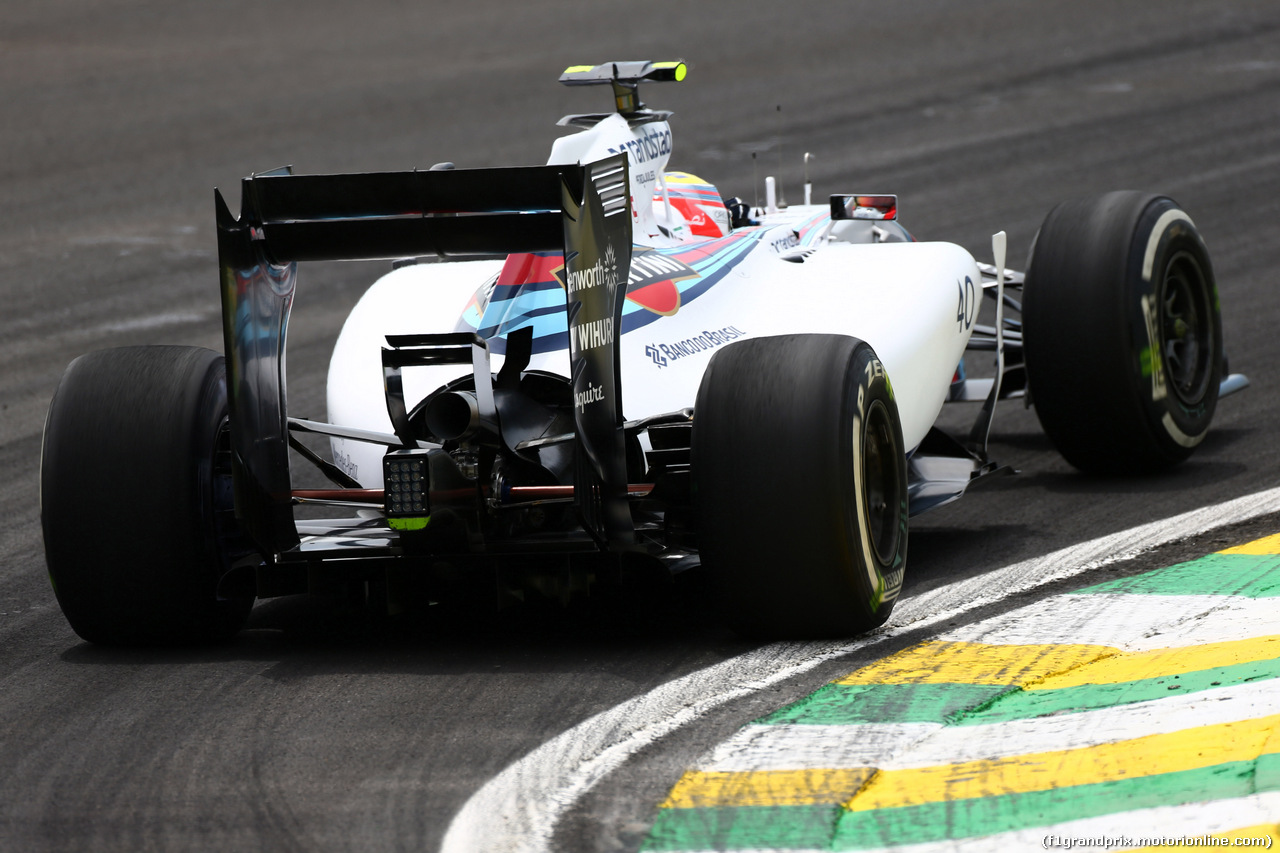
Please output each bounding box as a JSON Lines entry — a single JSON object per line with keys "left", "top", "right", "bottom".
{"left": 692, "top": 334, "right": 908, "bottom": 638}
{"left": 1023, "top": 192, "right": 1222, "bottom": 473}
{"left": 41, "top": 346, "right": 255, "bottom": 645}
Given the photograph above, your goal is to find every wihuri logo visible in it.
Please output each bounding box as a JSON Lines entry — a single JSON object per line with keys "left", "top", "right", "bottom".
{"left": 575, "top": 317, "right": 614, "bottom": 353}
{"left": 567, "top": 242, "right": 619, "bottom": 296}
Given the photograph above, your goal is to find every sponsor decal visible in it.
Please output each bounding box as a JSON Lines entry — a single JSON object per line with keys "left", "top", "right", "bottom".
{"left": 630, "top": 251, "right": 695, "bottom": 284}
{"left": 564, "top": 243, "right": 619, "bottom": 350}
{"left": 333, "top": 447, "right": 358, "bottom": 480}
{"left": 645, "top": 326, "right": 746, "bottom": 367}
{"left": 557, "top": 247, "right": 698, "bottom": 317}
{"left": 607, "top": 127, "right": 672, "bottom": 165}
{"left": 574, "top": 317, "right": 615, "bottom": 353}
{"left": 564, "top": 242, "right": 619, "bottom": 296}
{"left": 770, "top": 231, "right": 801, "bottom": 253}
{"left": 574, "top": 381, "right": 607, "bottom": 412}
{"left": 626, "top": 250, "right": 698, "bottom": 316}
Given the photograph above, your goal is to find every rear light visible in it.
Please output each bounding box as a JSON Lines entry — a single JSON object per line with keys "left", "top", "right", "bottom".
{"left": 383, "top": 450, "right": 430, "bottom": 531}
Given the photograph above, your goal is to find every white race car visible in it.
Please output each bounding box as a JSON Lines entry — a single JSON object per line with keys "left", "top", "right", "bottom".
{"left": 41, "top": 61, "right": 1246, "bottom": 644}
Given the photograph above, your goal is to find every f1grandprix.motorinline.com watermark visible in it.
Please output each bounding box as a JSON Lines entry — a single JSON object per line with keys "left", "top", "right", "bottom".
{"left": 1043, "top": 834, "right": 1273, "bottom": 849}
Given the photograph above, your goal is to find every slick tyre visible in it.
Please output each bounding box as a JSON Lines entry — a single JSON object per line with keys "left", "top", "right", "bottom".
{"left": 1023, "top": 192, "right": 1222, "bottom": 473}
{"left": 692, "top": 334, "right": 908, "bottom": 638}
{"left": 41, "top": 346, "right": 255, "bottom": 645}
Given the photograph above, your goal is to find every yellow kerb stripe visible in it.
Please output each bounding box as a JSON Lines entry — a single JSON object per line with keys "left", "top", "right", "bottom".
{"left": 661, "top": 768, "right": 875, "bottom": 809}
{"left": 836, "top": 634, "right": 1280, "bottom": 691}
{"left": 660, "top": 715, "right": 1280, "bottom": 810}
{"left": 1221, "top": 533, "right": 1280, "bottom": 555}
{"left": 1026, "top": 634, "right": 1280, "bottom": 690}
{"left": 846, "top": 712, "right": 1280, "bottom": 811}
{"left": 836, "top": 641, "right": 1117, "bottom": 686}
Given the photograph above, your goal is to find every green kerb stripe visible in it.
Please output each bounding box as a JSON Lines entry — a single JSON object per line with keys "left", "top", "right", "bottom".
{"left": 757, "top": 653, "right": 1280, "bottom": 727}
{"left": 643, "top": 754, "right": 1280, "bottom": 851}
{"left": 954, "top": 654, "right": 1280, "bottom": 725}
{"left": 642, "top": 804, "right": 841, "bottom": 851}
{"left": 833, "top": 754, "right": 1280, "bottom": 850}
{"left": 757, "top": 682, "right": 1012, "bottom": 725}
{"left": 1073, "top": 553, "right": 1280, "bottom": 597}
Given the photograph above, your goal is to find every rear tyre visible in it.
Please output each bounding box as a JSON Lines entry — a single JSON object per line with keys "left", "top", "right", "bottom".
{"left": 692, "top": 334, "right": 908, "bottom": 638}
{"left": 1023, "top": 192, "right": 1222, "bottom": 473}
{"left": 41, "top": 346, "right": 255, "bottom": 645}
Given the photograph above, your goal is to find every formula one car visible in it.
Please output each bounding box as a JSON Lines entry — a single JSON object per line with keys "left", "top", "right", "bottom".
{"left": 41, "top": 61, "right": 1247, "bottom": 645}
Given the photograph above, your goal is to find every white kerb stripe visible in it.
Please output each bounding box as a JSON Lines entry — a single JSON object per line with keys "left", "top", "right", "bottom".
{"left": 696, "top": 722, "right": 942, "bottom": 772}
{"left": 700, "top": 677, "right": 1280, "bottom": 773}
{"left": 942, "top": 593, "right": 1280, "bottom": 650}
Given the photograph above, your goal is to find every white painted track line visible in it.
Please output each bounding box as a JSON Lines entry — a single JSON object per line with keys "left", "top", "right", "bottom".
{"left": 439, "top": 486, "right": 1280, "bottom": 853}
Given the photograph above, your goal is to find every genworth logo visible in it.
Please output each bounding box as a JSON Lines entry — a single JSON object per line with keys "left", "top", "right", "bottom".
{"left": 603, "top": 243, "right": 618, "bottom": 295}
{"left": 564, "top": 242, "right": 619, "bottom": 296}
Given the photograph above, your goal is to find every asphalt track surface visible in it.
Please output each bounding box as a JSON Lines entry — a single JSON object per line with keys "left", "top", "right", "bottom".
{"left": 3, "top": 2, "right": 1280, "bottom": 851}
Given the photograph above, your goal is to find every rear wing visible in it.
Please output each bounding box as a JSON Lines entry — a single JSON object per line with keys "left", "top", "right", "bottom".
{"left": 215, "top": 155, "right": 633, "bottom": 553}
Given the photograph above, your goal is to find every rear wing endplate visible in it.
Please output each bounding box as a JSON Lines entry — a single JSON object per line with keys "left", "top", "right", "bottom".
{"left": 215, "top": 155, "right": 633, "bottom": 553}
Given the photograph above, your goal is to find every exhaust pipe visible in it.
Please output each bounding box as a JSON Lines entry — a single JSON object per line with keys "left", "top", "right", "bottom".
{"left": 425, "top": 390, "right": 482, "bottom": 441}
